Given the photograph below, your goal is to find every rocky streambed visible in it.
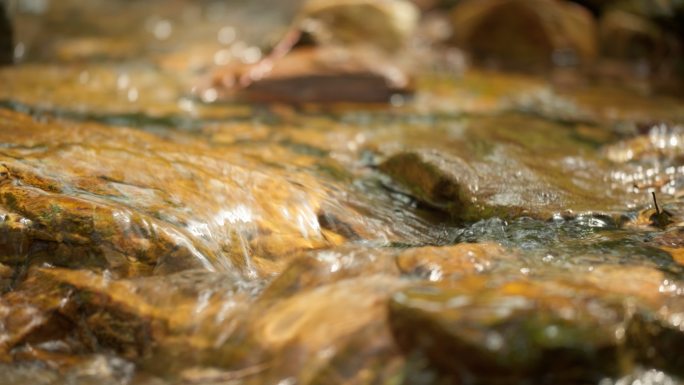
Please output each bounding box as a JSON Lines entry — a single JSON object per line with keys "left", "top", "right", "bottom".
{"left": 1, "top": 1, "right": 684, "bottom": 384}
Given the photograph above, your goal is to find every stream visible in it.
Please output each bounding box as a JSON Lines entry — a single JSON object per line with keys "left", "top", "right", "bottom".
{"left": 1, "top": 1, "right": 684, "bottom": 384}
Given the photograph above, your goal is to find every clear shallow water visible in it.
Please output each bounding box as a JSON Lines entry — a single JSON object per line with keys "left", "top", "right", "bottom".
{"left": 454, "top": 215, "right": 683, "bottom": 279}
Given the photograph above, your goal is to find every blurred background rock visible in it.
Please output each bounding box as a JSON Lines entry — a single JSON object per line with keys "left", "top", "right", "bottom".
{"left": 417, "top": 0, "right": 684, "bottom": 94}
{"left": 1, "top": 0, "right": 683, "bottom": 95}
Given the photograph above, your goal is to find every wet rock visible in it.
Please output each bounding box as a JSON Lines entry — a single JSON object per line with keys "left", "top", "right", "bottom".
{"left": 212, "top": 46, "right": 413, "bottom": 104}
{"left": 0, "top": 267, "right": 256, "bottom": 364}
{"left": 257, "top": 248, "right": 400, "bottom": 302}
{"left": 559, "top": 85, "right": 684, "bottom": 124}
{"left": 378, "top": 146, "right": 623, "bottom": 221}
{"left": 364, "top": 112, "right": 643, "bottom": 222}
{"left": 592, "top": 8, "right": 683, "bottom": 94}
{"left": 379, "top": 151, "right": 472, "bottom": 219}
{"left": 0, "top": 168, "right": 207, "bottom": 276}
{"left": 578, "top": 0, "right": 684, "bottom": 93}
{"left": 508, "top": 87, "right": 594, "bottom": 124}
{"left": 155, "top": 252, "right": 407, "bottom": 383}
{"left": 389, "top": 270, "right": 684, "bottom": 383}
{"left": 450, "top": 0, "right": 598, "bottom": 71}
{"left": 0, "top": 250, "right": 409, "bottom": 384}
{"left": 0, "top": 108, "right": 436, "bottom": 277}
{"left": 389, "top": 277, "right": 626, "bottom": 383}
{"left": 3, "top": 2, "right": 684, "bottom": 384}
{"left": 582, "top": 264, "right": 667, "bottom": 305}
{"left": 243, "top": 275, "right": 404, "bottom": 384}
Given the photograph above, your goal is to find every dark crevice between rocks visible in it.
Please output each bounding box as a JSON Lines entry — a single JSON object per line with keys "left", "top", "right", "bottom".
{"left": 0, "top": 0, "right": 12, "bottom": 67}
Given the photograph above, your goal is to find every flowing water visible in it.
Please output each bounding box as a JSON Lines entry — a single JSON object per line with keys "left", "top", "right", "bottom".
{"left": 1, "top": 1, "right": 684, "bottom": 384}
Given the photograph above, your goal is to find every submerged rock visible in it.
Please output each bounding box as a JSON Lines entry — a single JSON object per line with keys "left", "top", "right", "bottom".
{"left": 0, "top": 251, "right": 408, "bottom": 384}
{"left": 0, "top": 266, "right": 256, "bottom": 365}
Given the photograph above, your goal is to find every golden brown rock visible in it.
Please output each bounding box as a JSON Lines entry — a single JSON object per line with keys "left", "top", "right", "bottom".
{"left": 396, "top": 243, "right": 509, "bottom": 279}
{"left": 0, "top": 253, "right": 409, "bottom": 384}
{"left": 0, "top": 108, "right": 396, "bottom": 278}
{"left": 0, "top": 267, "right": 254, "bottom": 364}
